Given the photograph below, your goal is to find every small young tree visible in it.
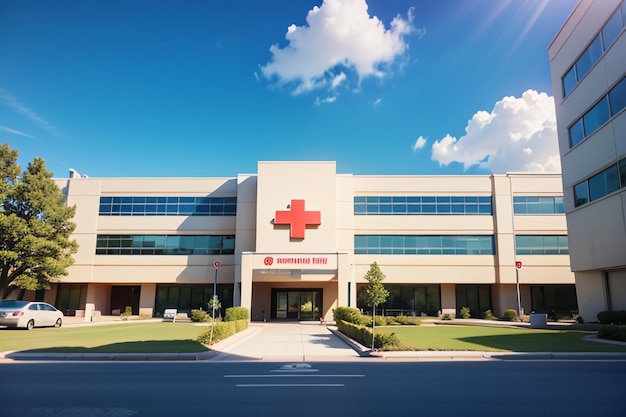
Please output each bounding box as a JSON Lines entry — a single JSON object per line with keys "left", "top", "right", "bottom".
{"left": 208, "top": 295, "right": 221, "bottom": 344}
{"left": 363, "top": 261, "right": 389, "bottom": 349}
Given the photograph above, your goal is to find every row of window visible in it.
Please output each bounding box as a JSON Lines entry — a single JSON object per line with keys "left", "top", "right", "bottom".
{"left": 569, "top": 75, "right": 626, "bottom": 148}
{"left": 355, "top": 235, "right": 495, "bottom": 255}
{"left": 95, "top": 235, "right": 235, "bottom": 255}
{"left": 512, "top": 196, "right": 564, "bottom": 214}
{"left": 355, "top": 235, "right": 569, "bottom": 255}
{"left": 98, "top": 196, "right": 237, "bottom": 216}
{"left": 515, "top": 235, "right": 569, "bottom": 255}
{"left": 562, "top": 1, "right": 625, "bottom": 97}
{"left": 574, "top": 157, "right": 626, "bottom": 207}
{"left": 94, "top": 233, "right": 567, "bottom": 256}
{"left": 354, "top": 196, "right": 492, "bottom": 215}
{"left": 95, "top": 194, "right": 564, "bottom": 216}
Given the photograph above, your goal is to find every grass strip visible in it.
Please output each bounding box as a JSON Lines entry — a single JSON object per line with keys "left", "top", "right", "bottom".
{"left": 0, "top": 322, "right": 209, "bottom": 354}
{"left": 376, "top": 325, "right": 626, "bottom": 352}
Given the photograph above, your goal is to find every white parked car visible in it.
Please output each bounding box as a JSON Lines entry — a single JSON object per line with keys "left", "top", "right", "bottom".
{"left": 0, "top": 300, "right": 64, "bottom": 330}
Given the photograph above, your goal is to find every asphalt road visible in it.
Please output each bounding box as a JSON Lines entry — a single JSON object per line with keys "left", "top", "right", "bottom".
{"left": 1, "top": 360, "right": 624, "bottom": 417}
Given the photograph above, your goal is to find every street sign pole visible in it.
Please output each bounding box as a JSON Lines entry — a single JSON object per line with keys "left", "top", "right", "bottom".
{"left": 210, "top": 260, "right": 220, "bottom": 344}
{"left": 515, "top": 261, "right": 522, "bottom": 321}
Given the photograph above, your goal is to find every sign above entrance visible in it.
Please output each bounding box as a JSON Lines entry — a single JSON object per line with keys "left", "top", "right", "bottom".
{"left": 274, "top": 199, "right": 321, "bottom": 239}
{"left": 253, "top": 253, "right": 338, "bottom": 270}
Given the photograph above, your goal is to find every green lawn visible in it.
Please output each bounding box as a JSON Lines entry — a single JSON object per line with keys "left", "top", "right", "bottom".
{"left": 0, "top": 323, "right": 210, "bottom": 354}
{"left": 376, "top": 324, "right": 626, "bottom": 352}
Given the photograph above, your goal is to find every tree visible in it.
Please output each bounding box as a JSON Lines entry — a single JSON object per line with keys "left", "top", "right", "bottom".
{"left": 0, "top": 143, "right": 78, "bottom": 298}
{"left": 363, "top": 261, "right": 389, "bottom": 349}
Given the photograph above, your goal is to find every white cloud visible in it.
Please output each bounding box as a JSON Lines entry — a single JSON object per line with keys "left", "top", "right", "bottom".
{"left": 0, "top": 125, "right": 35, "bottom": 138}
{"left": 0, "top": 89, "right": 62, "bottom": 137}
{"left": 412, "top": 136, "right": 427, "bottom": 152}
{"left": 430, "top": 90, "right": 560, "bottom": 173}
{"left": 315, "top": 96, "right": 337, "bottom": 106}
{"left": 374, "top": 98, "right": 382, "bottom": 107}
{"left": 331, "top": 72, "right": 347, "bottom": 89}
{"left": 261, "top": 0, "right": 414, "bottom": 95}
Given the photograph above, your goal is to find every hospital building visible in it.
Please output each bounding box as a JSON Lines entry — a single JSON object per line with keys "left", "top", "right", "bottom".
{"left": 42, "top": 161, "right": 575, "bottom": 322}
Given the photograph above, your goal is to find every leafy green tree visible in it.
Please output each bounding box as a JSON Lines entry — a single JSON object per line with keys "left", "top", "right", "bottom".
{"left": 363, "top": 261, "right": 389, "bottom": 349}
{"left": 0, "top": 143, "right": 78, "bottom": 298}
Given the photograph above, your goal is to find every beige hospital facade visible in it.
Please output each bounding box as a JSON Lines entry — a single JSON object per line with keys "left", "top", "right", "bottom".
{"left": 38, "top": 161, "right": 576, "bottom": 322}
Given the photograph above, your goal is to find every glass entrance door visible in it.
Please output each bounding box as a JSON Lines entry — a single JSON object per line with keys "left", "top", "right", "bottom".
{"left": 272, "top": 289, "right": 322, "bottom": 321}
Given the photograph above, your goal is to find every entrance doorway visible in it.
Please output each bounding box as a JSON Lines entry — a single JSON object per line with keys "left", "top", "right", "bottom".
{"left": 271, "top": 289, "right": 322, "bottom": 321}
{"left": 110, "top": 286, "right": 141, "bottom": 315}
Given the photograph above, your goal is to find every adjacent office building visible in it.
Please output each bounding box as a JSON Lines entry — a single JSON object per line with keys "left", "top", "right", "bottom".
{"left": 41, "top": 161, "right": 575, "bottom": 322}
{"left": 549, "top": 0, "right": 626, "bottom": 321}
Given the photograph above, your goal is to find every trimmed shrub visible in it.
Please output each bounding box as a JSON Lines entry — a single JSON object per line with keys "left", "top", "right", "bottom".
{"left": 333, "top": 307, "right": 362, "bottom": 324}
{"left": 598, "top": 325, "right": 626, "bottom": 342}
{"left": 336, "top": 320, "right": 401, "bottom": 350}
{"left": 191, "top": 309, "right": 211, "bottom": 322}
{"left": 441, "top": 313, "right": 452, "bottom": 320}
{"left": 482, "top": 310, "right": 497, "bottom": 320}
{"left": 597, "top": 310, "right": 626, "bottom": 325}
{"left": 459, "top": 306, "right": 471, "bottom": 319}
{"left": 394, "top": 315, "right": 421, "bottom": 325}
{"left": 224, "top": 307, "right": 249, "bottom": 322}
{"left": 121, "top": 306, "right": 132, "bottom": 320}
{"left": 503, "top": 309, "right": 518, "bottom": 322}
{"left": 197, "top": 319, "right": 248, "bottom": 345}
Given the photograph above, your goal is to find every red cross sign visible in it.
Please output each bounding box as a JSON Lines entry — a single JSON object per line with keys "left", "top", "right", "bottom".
{"left": 274, "top": 199, "right": 321, "bottom": 239}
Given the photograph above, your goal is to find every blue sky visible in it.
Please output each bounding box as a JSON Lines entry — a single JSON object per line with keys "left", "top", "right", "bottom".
{"left": 0, "top": 0, "right": 579, "bottom": 178}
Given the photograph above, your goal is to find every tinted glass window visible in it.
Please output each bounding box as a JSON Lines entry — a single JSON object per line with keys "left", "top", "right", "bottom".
{"left": 609, "top": 77, "right": 626, "bottom": 116}
{"left": 574, "top": 181, "right": 589, "bottom": 207}
{"left": 589, "top": 165, "right": 619, "bottom": 201}
{"left": 562, "top": 66, "right": 577, "bottom": 96}
{"left": 569, "top": 119, "right": 585, "bottom": 147}
{"left": 583, "top": 97, "right": 610, "bottom": 136}
{"left": 602, "top": 8, "right": 624, "bottom": 50}
{"left": 575, "top": 35, "right": 602, "bottom": 80}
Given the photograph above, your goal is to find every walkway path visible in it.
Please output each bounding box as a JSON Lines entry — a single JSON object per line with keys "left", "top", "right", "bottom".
{"left": 209, "top": 322, "right": 361, "bottom": 362}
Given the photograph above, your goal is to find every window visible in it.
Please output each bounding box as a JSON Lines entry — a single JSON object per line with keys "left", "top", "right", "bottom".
{"left": 561, "top": 3, "right": 625, "bottom": 97}
{"left": 354, "top": 235, "right": 495, "bottom": 255}
{"left": 609, "top": 76, "right": 626, "bottom": 116}
{"left": 568, "top": 76, "right": 626, "bottom": 148}
{"left": 583, "top": 97, "right": 610, "bottom": 136}
{"left": 96, "top": 234, "right": 235, "bottom": 255}
{"left": 515, "top": 235, "right": 569, "bottom": 255}
{"left": 588, "top": 165, "right": 619, "bottom": 201}
{"left": 562, "top": 66, "right": 577, "bottom": 97}
{"left": 354, "top": 195, "right": 492, "bottom": 215}
{"left": 574, "top": 156, "right": 626, "bottom": 208}
{"left": 513, "top": 196, "right": 564, "bottom": 214}
{"left": 99, "top": 196, "right": 237, "bottom": 216}
{"left": 602, "top": 6, "right": 624, "bottom": 50}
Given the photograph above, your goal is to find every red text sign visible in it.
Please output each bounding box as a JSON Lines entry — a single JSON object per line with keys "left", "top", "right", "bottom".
{"left": 274, "top": 199, "right": 321, "bottom": 239}
{"left": 515, "top": 261, "right": 522, "bottom": 269}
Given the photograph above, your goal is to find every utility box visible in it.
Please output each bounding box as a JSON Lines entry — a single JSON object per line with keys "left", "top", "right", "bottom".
{"left": 530, "top": 313, "right": 548, "bottom": 329}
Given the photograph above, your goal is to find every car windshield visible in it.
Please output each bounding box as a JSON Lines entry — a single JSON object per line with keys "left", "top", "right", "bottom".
{"left": 0, "top": 300, "right": 29, "bottom": 308}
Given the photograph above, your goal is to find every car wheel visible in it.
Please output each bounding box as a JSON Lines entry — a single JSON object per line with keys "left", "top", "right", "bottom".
{"left": 54, "top": 318, "right": 62, "bottom": 328}
{"left": 26, "top": 319, "right": 34, "bottom": 330}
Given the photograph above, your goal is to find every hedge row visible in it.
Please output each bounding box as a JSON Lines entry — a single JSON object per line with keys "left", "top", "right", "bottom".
{"left": 333, "top": 306, "right": 421, "bottom": 327}
{"left": 598, "top": 325, "right": 626, "bottom": 342}
{"left": 597, "top": 310, "right": 626, "bottom": 325}
{"left": 197, "top": 319, "right": 249, "bottom": 345}
{"left": 336, "top": 319, "right": 401, "bottom": 350}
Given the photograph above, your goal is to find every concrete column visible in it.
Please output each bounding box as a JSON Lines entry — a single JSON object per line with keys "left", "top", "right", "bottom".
{"left": 240, "top": 252, "right": 253, "bottom": 320}
{"left": 139, "top": 283, "right": 156, "bottom": 317}
{"left": 440, "top": 283, "right": 456, "bottom": 317}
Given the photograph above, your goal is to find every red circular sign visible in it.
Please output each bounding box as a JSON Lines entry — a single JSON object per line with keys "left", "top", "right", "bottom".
{"left": 213, "top": 260, "right": 221, "bottom": 269}
{"left": 264, "top": 257, "right": 273, "bottom": 266}
{"left": 515, "top": 261, "right": 522, "bottom": 269}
